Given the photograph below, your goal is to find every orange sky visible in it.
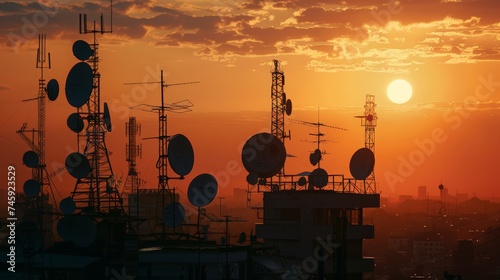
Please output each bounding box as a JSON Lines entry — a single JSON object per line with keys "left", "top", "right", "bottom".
{"left": 1, "top": 0, "right": 500, "bottom": 202}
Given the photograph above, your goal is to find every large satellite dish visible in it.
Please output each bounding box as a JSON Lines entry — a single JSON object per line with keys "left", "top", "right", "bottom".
{"left": 46, "top": 79, "right": 59, "bottom": 101}
{"left": 65, "top": 62, "right": 93, "bottom": 108}
{"left": 60, "top": 197, "right": 76, "bottom": 215}
{"left": 22, "top": 150, "right": 39, "bottom": 168}
{"left": 23, "top": 179, "right": 41, "bottom": 197}
{"left": 310, "top": 168, "right": 328, "bottom": 188}
{"left": 163, "top": 202, "right": 185, "bottom": 227}
{"left": 67, "top": 113, "right": 84, "bottom": 133}
{"left": 103, "top": 102, "right": 112, "bottom": 132}
{"left": 72, "top": 40, "right": 93, "bottom": 61}
{"left": 241, "top": 132, "right": 286, "bottom": 178}
{"left": 349, "top": 147, "right": 375, "bottom": 180}
{"left": 168, "top": 134, "right": 194, "bottom": 176}
{"left": 65, "top": 152, "right": 91, "bottom": 179}
{"left": 188, "top": 173, "right": 218, "bottom": 207}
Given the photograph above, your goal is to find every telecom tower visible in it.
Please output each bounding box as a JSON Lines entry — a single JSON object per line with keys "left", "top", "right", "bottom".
{"left": 65, "top": 10, "right": 123, "bottom": 214}
{"left": 355, "top": 94, "right": 377, "bottom": 192}
{"left": 18, "top": 34, "right": 60, "bottom": 206}
{"left": 123, "top": 117, "right": 142, "bottom": 197}
{"left": 270, "top": 60, "right": 292, "bottom": 177}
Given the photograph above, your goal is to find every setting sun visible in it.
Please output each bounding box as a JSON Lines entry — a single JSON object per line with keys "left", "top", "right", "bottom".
{"left": 387, "top": 79, "right": 413, "bottom": 104}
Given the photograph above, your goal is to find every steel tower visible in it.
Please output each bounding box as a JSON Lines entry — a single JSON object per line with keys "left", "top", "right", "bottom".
{"left": 68, "top": 13, "right": 123, "bottom": 214}
{"left": 355, "top": 94, "right": 377, "bottom": 192}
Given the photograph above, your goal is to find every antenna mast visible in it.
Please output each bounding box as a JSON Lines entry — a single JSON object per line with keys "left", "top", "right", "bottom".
{"left": 354, "top": 94, "right": 377, "bottom": 192}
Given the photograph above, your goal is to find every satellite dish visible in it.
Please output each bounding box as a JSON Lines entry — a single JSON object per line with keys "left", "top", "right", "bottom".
{"left": 65, "top": 62, "right": 93, "bottom": 108}
{"left": 46, "top": 79, "right": 59, "bottom": 101}
{"left": 17, "top": 221, "right": 42, "bottom": 253}
{"left": 246, "top": 173, "right": 258, "bottom": 185}
{"left": 286, "top": 99, "right": 292, "bottom": 116}
{"left": 241, "top": 132, "right": 286, "bottom": 178}
{"left": 282, "top": 92, "right": 286, "bottom": 105}
{"left": 103, "top": 102, "right": 112, "bottom": 132}
{"left": 22, "top": 150, "right": 39, "bottom": 168}
{"left": 23, "top": 179, "right": 41, "bottom": 197}
{"left": 349, "top": 147, "right": 375, "bottom": 180}
{"left": 238, "top": 232, "right": 247, "bottom": 244}
{"left": 168, "top": 134, "right": 194, "bottom": 176}
{"left": 188, "top": 173, "right": 218, "bottom": 207}
{"left": 297, "top": 176, "right": 307, "bottom": 186}
{"left": 310, "top": 168, "right": 328, "bottom": 188}
{"left": 57, "top": 215, "right": 77, "bottom": 242}
{"left": 72, "top": 215, "right": 97, "bottom": 247}
{"left": 309, "top": 153, "right": 320, "bottom": 166}
{"left": 163, "top": 202, "right": 185, "bottom": 227}
{"left": 65, "top": 152, "right": 91, "bottom": 179}
{"left": 258, "top": 178, "right": 267, "bottom": 185}
{"left": 72, "top": 40, "right": 93, "bottom": 61}
{"left": 60, "top": 197, "right": 76, "bottom": 215}
{"left": 67, "top": 113, "right": 84, "bottom": 133}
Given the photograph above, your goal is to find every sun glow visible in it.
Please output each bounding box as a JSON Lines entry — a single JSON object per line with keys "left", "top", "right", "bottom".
{"left": 387, "top": 79, "right": 413, "bottom": 104}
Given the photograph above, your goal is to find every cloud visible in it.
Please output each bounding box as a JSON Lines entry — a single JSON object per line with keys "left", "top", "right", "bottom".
{"left": 0, "top": 0, "right": 498, "bottom": 72}
{"left": 0, "top": 85, "right": 11, "bottom": 91}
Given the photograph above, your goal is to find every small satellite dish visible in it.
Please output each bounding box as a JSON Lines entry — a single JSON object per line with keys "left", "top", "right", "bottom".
{"left": 65, "top": 152, "right": 91, "bottom": 179}
{"left": 23, "top": 179, "right": 41, "bottom": 197}
{"left": 65, "top": 62, "right": 93, "bottom": 108}
{"left": 60, "top": 197, "right": 76, "bottom": 215}
{"left": 72, "top": 215, "right": 97, "bottom": 247}
{"left": 163, "top": 202, "right": 185, "bottom": 227}
{"left": 103, "top": 102, "right": 112, "bottom": 132}
{"left": 168, "top": 134, "right": 194, "bottom": 176}
{"left": 246, "top": 173, "right": 258, "bottom": 185}
{"left": 309, "top": 153, "right": 320, "bottom": 166}
{"left": 258, "top": 178, "right": 267, "bottom": 185}
{"left": 72, "top": 40, "right": 93, "bottom": 61}
{"left": 238, "top": 232, "right": 247, "bottom": 244}
{"left": 310, "top": 168, "right": 328, "bottom": 188}
{"left": 349, "top": 147, "right": 375, "bottom": 180}
{"left": 297, "top": 176, "right": 307, "bottom": 186}
{"left": 241, "top": 132, "right": 286, "bottom": 178}
{"left": 46, "top": 79, "right": 59, "bottom": 101}
{"left": 22, "top": 150, "right": 39, "bottom": 168}
{"left": 438, "top": 184, "right": 444, "bottom": 190}
{"left": 286, "top": 99, "right": 292, "bottom": 116}
{"left": 67, "top": 113, "right": 84, "bottom": 133}
{"left": 188, "top": 173, "right": 218, "bottom": 207}
{"left": 282, "top": 92, "right": 286, "bottom": 105}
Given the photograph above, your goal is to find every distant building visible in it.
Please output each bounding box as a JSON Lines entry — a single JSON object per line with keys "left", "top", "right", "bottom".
{"left": 412, "top": 232, "right": 444, "bottom": 261}
{"left": 256, "top": 190, "right": 380, "bottom": 279}
{"left": 399, "top": 195, "right": 413, "bottom": 203}
{"left": 128, "top": 189, "right": 179, "bottom": 234}
{"left": 388, "top": 236, "right": 411, "bottom": 255}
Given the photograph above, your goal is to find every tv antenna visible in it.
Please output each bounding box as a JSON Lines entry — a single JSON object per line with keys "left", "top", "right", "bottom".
{"left": 289, "top": 108, "right": 347, "bottom": 168}
{"left": 126, "top": 70, "right": 198, "bottom": 239}
{"left": 354, "top": 94, "right": 377, "bottom": 192}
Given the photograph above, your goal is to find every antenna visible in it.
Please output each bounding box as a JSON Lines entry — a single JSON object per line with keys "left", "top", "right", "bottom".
{"left": 289, "top": 109, "right": 347, "bottom": 168}
{"left": 126, "top": 69, "right": 198, "bottom": 239}
{"left": 79, "top": 0, "right": 113, "bottom": 34}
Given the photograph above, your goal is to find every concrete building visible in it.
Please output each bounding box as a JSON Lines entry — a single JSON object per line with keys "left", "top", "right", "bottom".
{"left": 256, "top": 190, "right": 380, "bottom": 280}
